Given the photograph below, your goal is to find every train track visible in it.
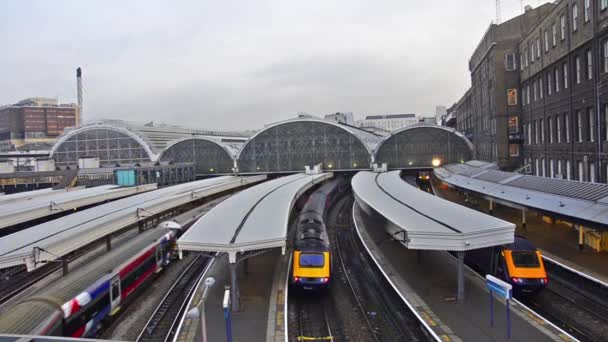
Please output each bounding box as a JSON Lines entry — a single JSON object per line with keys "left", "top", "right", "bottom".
{"left": 331, "top": 195, "right": 427, "bottom": 342}
{"left": 295, "top": 298, "right": 333, "bottom": 341}
{"left": 136, "top": 253, "right": 212, "bottom": 342}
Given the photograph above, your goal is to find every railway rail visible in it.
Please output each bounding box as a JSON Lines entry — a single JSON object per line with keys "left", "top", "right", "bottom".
{"left": 295, "top": 298, "right": 333, "bottom": 342}
{"left": 332, "top": 195, "right": 427, "bottom": 342}
{"left": 136, "top": 253, "right": 212, "bottom": 342}
{"left": 426, "top": 173, "right": 605, "bottom": 342}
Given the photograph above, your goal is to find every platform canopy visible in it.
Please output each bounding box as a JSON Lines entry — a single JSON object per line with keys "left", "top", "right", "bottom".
{"left": 178, "top": 172, "right": 332, "bottom": 258}
{"left": 436, "top": 161, "right": 608, "bottom": 228}
{"left": 352, "top": 171, "right": 515, "bottom": 251}
{"left": 0, "top": 175, "right": 265, "bottom": 271}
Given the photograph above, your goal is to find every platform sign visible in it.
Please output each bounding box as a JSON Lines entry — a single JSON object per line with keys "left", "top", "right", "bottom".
{"left": 486, "top": 274, "right": 513, "bottom": 339}
{"left": 223, "top": 288, "right": 233, "bottom": 342}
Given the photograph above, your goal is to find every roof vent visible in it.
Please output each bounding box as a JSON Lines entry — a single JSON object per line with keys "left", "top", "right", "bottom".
{"left": 524, "top": 5, "right": 533, "bottom": 12}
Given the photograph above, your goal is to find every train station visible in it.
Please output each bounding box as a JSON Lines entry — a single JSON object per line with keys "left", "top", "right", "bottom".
{"left": 6, "top": 0, "right": 608, "bottom": 340}
{"left": 0, "top": 114, "right": 605, "bottom": 342}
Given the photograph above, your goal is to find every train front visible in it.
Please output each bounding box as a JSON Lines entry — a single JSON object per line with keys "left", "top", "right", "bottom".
{"left": 291, "top": 222, "right": 331, "bottom": 291}
{"left": 503, "top": 238, "right": 548, "bottom": 295}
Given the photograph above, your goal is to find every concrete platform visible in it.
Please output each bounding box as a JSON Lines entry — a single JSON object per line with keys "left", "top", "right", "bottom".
{"left": 432, "top": 178, "right": 608, "bottom": 284}
{"left": 175, "top": 248, "right": 287, "bottom": 342}
{"left": 354, "top": 204, "right": 571, "bottom": 342}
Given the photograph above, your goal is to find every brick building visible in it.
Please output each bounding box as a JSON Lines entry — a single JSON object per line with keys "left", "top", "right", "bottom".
{"left": 453, "top": 3, "right": 555, "bottom": 169}
{"left": 0, "top": 98, "right": 78, "bottom": 151}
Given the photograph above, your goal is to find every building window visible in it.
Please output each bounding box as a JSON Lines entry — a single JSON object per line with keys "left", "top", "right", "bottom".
{"left": 573, "top": 4, "right": 578, "bottom": 31}
{"left": 603, "top": 0, "right": 608, "bottom": 11}
{"left": 566, "top": 160, "right": 572, "bottom": 180}
{"left": 565, "top": 113, "right": 571, "bottom": 142}
{"left": 578, "top": 161, "right": 584, "bottom": 181}
{"left": 591, "top": 162, "right": 596, "bottom": 182}
{"left": 544, "top": 30, "right": 549, "bottom": 52}
{"left": 535, "top": 158, "right": 540, "bottom": 176}
{"left": 604, "top": 41, "right": 608, "bottom": 73}
{"left": 525, "top": 49, "right": 529, "bottom": 67}
{"left": 605, "top": 104, "right": 608, "bottom": 141}
{"left": 550, "top": 159, "right": 555, "bottom": 178}
{"left": 585, "top": 0, "right": 590, "bottom": 22}
{"left": 505, "top": 53, "right": 517, "bottom": 71}
{"left": 557, "top": 159, "right": 563, "bottom": 178}
{"left": 509, "top": 144, "right": 519, "bottom": 157}
{"left": 556, "top": 114, "right": 562, "bottom": 143}
{"left": 540, "top": 77, "right": 544, "bottom": 98}
{"left": 548, "top": 72, "right": 553, "bottom": 95}
{"left": 527, "top": 123, "right": 532, "bottom": 143}
{"left": 555, "top": 68, "right": 560, "bottom": 92}
{"left": 527, "top": 85, "right": 531, "bottom": 104}
{"left": 531, "top": 43, "right": 535, "bottom": 63}
{"left": 563, "top": 63, "right": 568, "bottom": 89}
{"left": 507, "top": 88, "right": 517, "bottom": 105}
{"left": 536, "top": 37, "right": 541, "bottom": 59}
{"left": 560, "top": 14, "right": 566, "bottom": 40}
{"left": 587, "top": 49, "right": 593, "bottom": 80}
{"left": 577, "top": 110, "right": 583, "bottom": 142}
{"left": 533, "top": 81, "right": 538, "bottom": 102}
{"left": 549, "top": 116, "right": 554, "bottom": 143}
{"left": 542, "top": 158, "right": 547, "bottom": 177}
{"left": 541, "top": 119, "right": 545, "bottom": 142}
{"left": 535, "top": 120, "right": 539, "bottom": 144}
{"left": 552, "top": 23, "right": 557, "bottom": 46}
{"left": 520, "top": 53, "right": 524, "bottom": 70}
{"left": 589, "top": 108, "right": 595, "bottom": 142}
{"left": 576, "top": 56, "right": 581, "bottom": 84}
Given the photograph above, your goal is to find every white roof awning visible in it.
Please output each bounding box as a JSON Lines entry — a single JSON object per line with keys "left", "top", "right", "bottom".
{"left": 352, "top": 171, "right": 515, "bottom": 251}
{"left": 178, "top": 172, "right": 332, "bottom": 256}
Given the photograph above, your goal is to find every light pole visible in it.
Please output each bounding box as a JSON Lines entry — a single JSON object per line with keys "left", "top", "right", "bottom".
{"left": 186, "top": 277, "right": 216, "bottom": 342}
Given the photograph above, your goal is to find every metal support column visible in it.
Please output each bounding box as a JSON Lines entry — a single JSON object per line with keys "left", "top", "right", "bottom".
{"left": 106, "top": 236, "right": 112, "bottom": 251}
{"left": 229, "top": 252, "right": 240, "bottom": 312}
{"left": 62, "top": 259, "right": 69, "bottom": 276}
{"left": 457, "top": 251, "right": 465, "bottom": 303}
{"left": 578, "top": 225, "right": 585, "bottom": 251}
{"left": 521, "top": 208, "right": 527, "bottom": 230}
{"left": 489, "top": 199, "right": 493, "bottom": 215}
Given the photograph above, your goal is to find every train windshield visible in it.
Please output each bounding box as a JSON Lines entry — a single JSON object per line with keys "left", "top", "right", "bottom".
{"left": 511, "top": 251, "right": 541, "bottom": 268}
{"left": 299, "top": 253, "right": 325, "bottom": 267}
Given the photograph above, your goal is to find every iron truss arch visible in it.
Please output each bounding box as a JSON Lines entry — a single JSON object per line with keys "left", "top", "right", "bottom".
{"left": 50, "top": 124, "right": 156, "bottom": 168}
{"left": 237, "top": 119, "right": 379, "bottom": 173}
{"left": 158, "top": 137, "right": 237, "bottom": 175}
{"left": 374, "top": 124, "right": 473, "bottom": 169}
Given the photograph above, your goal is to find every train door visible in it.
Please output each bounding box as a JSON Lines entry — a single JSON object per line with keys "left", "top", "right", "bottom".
{"left": 155, "top": 245, "right": 163, "bottom": 270}
{"left": 494, "top": 250, "right": 507, "bottom": 280}
{"left": 109, "top": 275, "right": 121, "bottom": 315}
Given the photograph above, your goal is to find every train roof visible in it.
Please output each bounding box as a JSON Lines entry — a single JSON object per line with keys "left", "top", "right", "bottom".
{"left": 0, "top": 227, "right": 171, "bottom": 334}
{"left": 300, "top": 178, "right": 346, "bottom": 214}
{"left": 505, "top": 236, "right": 537, "bottom": 251}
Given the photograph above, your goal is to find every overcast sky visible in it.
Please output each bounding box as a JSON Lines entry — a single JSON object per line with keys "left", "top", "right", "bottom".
{"left": 0, "top": 1, "right": 538, "bottom": 130}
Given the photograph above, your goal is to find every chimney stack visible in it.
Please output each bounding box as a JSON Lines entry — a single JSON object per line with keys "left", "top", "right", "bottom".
{"left": 77, "top": 67, "right": 83, "bottom": 126}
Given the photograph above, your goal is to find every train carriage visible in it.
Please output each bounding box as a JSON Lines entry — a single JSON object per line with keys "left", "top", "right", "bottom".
{"left": 0, "top": 228, "right": 178, "bottom": 338}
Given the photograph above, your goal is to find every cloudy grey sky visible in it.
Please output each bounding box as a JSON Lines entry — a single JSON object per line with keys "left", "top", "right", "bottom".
{"left": 0, "top": 1, "right": 537, "bottom": 130}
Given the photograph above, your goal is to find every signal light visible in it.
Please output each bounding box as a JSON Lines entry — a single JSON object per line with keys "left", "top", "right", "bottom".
{"left": 541, "top": 277, "right": 548, "bottom": 285}
{"left": 321, "top": 277, "right": 329, "bottom": 283}
{"left": 294, "top": 277, "right": 300, "bottom": 283}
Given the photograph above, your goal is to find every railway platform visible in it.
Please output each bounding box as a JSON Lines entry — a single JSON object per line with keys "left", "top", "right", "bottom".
{"left": 432, "top": 178, "right": 608, "bottom": 284}
{"left": 354, "top": 204, "right": 571, "bottom": 341}
{"left": 174, "top": 248, "right": 288, "bottom": 342}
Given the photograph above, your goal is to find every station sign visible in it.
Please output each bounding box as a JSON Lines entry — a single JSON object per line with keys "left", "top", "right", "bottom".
{"left": 486, "top": 274, "right": 512, "bottom": 300}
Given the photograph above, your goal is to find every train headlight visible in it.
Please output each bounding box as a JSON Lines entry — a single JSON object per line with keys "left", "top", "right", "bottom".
{"left": 432, "top": 158, "right": 441, "bottom": 167}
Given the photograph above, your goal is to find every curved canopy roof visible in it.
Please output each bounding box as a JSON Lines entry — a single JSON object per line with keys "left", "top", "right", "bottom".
{"left": 236, "top": 118, "right": 383, "bottom": 173}
{"left": 352, "top": 171, "right": 514, "bottom": 251}
{"left": 374, "top": 124, "right": 474, "bottom": 169}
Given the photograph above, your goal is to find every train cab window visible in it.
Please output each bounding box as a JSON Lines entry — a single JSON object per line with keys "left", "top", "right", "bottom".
{"left": 511, "top": 251, "right": 541, "bottom": 268}
{"left": 111, "top": 282, "right": 120, "bottom": 299}
{"left": 495, "top": 252, "right": 504, "bottom": 275}
{"left": 299, "top": 253, "right": 325, "bottom": 267}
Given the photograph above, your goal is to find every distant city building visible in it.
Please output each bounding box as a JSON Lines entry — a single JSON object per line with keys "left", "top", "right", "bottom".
{"left": 324, "top": 112, "right": 355, "bottom": 125}
{"left": 356, "top": 114, "right": 418, "bottom": 132}
{"left": 419, "top": 116, "right": 436, "bottom": 124}
{"left": 435, "top": 105, "right": 447, "bottom": 123}
{"left": 0, "top": 98, "right": 78, "bottom": 151}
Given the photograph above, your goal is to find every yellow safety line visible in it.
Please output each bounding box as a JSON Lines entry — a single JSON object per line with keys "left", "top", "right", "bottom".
{"left": 297, "top": 336, "right": 334, "bottom": 341}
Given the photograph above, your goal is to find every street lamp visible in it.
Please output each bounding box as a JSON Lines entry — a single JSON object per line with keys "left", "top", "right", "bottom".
{"left": 186, "top": 277, "right": 216, "bottom": 342}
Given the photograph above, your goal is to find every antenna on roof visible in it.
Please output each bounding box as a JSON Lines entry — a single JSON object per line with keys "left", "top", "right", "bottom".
{"left": 495, "top": 0, "right": 502, "bottom": 24}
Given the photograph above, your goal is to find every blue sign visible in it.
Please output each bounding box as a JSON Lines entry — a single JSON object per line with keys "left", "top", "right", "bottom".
{"left": 486, "top": 274, "right": 513, "bottom": 339}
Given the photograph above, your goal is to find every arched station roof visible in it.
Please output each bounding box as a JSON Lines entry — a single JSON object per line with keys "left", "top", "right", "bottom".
{"left": 158, "top": 137, "right": 240, "bottom": 175}
{"left": 374, "top": 124, "right": 474, "bottom": 169}
{"left": 237, "top": 118, "right": 383, "bottom": 173}
{"left": 50, "top": 124, "right": 157, "bottom": 167}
